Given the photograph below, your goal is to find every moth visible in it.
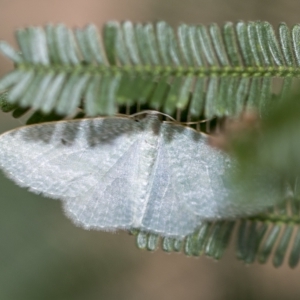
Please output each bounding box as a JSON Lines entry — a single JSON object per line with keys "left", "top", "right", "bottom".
{"left": 0, "top": 113, "right": 283, "bottom": 238}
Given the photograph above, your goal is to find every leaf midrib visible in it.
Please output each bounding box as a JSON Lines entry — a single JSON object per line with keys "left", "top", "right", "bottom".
{"left": 16, "top": 63, "right": 300, "bottom": 78}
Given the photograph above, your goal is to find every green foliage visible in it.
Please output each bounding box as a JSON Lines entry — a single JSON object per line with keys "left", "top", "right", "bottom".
{"left": 0, "top": 91, "right": 17, "bottom": 112}
{"left": 134, "top": 192, "right": 300, "bottom": 268}
{"left": 231, "top": 92, "right": 300, "bottom": 181}
{"left": 1, "top": 21, "right": 300, "bottom": 267}
{"left": 0, "top": 21, "right": 299, "bottom": 120}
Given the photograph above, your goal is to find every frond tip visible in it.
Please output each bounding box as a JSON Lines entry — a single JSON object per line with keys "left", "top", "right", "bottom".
{"left": 0, "top": 21, "right": 299, "bottom": 118}
{"left": 132, "top": 188, "right": 300, "bottom": 268}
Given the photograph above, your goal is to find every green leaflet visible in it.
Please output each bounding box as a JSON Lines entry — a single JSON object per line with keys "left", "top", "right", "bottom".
{"left": 0, "top": 21, "right": 299, "bottom": 119}
{"left": 133, "top": 194, "right": 300, "bottom": 268}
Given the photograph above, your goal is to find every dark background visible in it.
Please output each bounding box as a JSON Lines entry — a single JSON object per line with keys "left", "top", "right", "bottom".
{"left": 0, "top": 0, "right": 300, "bottom": 299}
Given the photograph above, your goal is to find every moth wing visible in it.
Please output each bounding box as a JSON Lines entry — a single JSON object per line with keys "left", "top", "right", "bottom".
{"left": 160, "top": 122, "right": 283, "bottom": 220}
{"left": 139, "top": 134, "right": 202, "bottom": 238}
{"left": 0, "top": 118, "right": 141, "bottom": 206}
{"left": 62, "top": 136, "right": 141, "bottom": 230}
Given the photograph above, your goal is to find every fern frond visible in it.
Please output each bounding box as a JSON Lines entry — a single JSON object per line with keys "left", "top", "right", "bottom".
{"left": 133, "top": 187, "right": 300, "bottom": 268}
{"left": 0, "top": 21, "right": 299, "bottom": 119}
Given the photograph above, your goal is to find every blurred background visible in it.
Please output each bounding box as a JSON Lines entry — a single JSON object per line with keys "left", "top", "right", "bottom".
{"left": 1, "top": 0, "right": 300, "bottom": 299}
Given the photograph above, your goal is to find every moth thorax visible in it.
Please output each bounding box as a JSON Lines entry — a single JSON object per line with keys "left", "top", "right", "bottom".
{"left": 142, "top": 114, "right": 161, "bottom": 136}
